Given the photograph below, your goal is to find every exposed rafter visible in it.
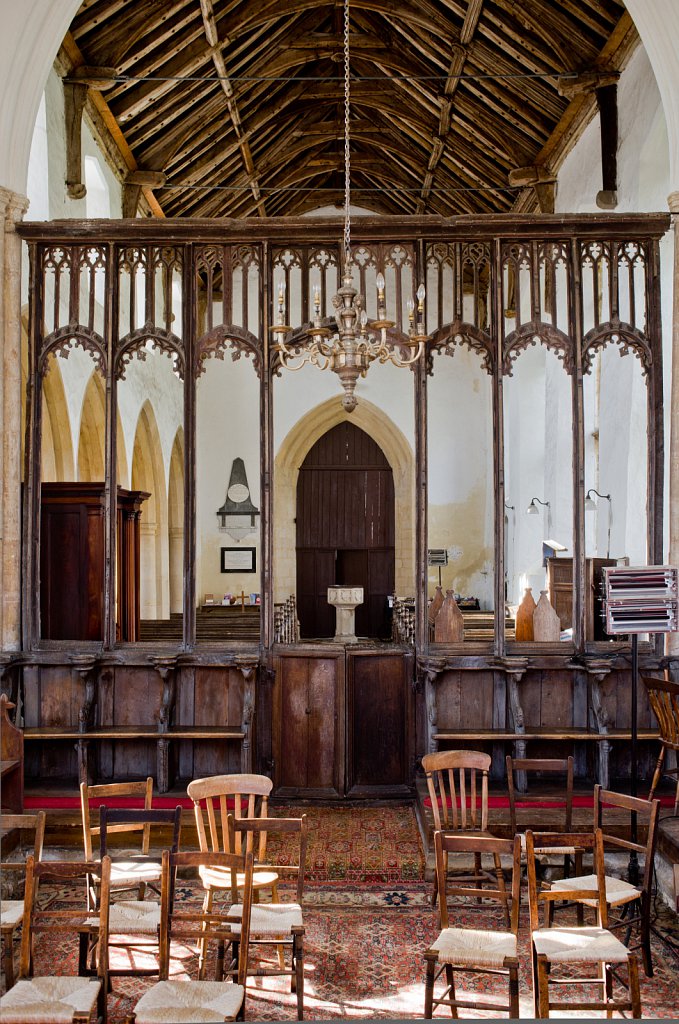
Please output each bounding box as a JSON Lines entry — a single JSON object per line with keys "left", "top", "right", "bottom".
{"left": 62, "top": 0, "right": 630, "bottom": 219}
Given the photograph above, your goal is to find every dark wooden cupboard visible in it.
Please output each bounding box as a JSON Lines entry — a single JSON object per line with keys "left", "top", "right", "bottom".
{"left": 273, "top": 645, "right": 413, "bottom": 798}
{"left": 40, "top": 483, "right": 148, "bottom": 641}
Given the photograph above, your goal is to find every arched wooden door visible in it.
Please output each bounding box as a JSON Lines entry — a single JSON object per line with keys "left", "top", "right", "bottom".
{"left": 296, "top": 422, "right": 395, "bottom": 639}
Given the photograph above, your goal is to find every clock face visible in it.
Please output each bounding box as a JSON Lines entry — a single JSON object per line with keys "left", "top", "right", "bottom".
{"left": 227, "top": 483, "right": 250, "bottom": 503}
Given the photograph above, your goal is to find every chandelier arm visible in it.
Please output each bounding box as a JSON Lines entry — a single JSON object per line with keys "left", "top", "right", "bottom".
{"left": 386, "top": 342, "right": 426, "bottom": 367}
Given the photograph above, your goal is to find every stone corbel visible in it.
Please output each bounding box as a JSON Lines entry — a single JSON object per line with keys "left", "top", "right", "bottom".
{"left": 62, "top": 66, "right": 117, "bottom": 199}
{"left": 585, "top": 658, "right": 614, "bottom": 789}
{"left": 122, "top": 170, "right": 167, "bottom": 219}
{"left": 508, "top": 165, "right": 557, "bottom": 213}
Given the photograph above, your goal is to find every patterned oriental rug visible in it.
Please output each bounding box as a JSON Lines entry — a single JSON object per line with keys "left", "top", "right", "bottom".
{"left": 7, "top": 803, "right": 679, "bottom": 1020}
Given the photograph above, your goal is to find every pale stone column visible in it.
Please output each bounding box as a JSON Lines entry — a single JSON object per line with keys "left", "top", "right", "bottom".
{"left": 0, "top": 187, "right": 29, "bottom": 650}
{"left": 668, "top": 192, "right": 679, "bottom": 665}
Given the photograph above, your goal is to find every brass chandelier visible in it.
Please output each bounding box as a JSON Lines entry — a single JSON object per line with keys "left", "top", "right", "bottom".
{"left": 273, "top": 0, "right": 429, "bottom": 412}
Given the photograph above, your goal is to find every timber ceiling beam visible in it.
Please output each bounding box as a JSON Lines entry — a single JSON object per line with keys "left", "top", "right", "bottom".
{"left": 59, "top": 34, "right": 165, "bottom": 217}
{"left": 198, "top": 0, "right": 265, "bottom": 217}
{"left": 418, "top": 0, "right": 485, "bottom": 214}
{"left": 510, "top": 11, "right": 636, "bottom": 214}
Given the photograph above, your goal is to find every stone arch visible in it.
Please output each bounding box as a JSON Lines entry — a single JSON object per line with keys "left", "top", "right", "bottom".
{"left": 168, "top": 427, "right": 184, "bottom": 615}
{"left": 37, "top": 349, "right": 74, "bottom": 484}
{"left": 274, "top": 396, "right": 415, "bottom": 601}
{"left": 77, "top": 370, "right": 105, "bottom": 481}
{"left": 131, "top": 400, "right": 169, "bottom": 619}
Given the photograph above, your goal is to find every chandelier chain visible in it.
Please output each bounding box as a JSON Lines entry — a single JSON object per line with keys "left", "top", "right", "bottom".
{"left": 343, "top": 0, "right": 351, "bottom": 266}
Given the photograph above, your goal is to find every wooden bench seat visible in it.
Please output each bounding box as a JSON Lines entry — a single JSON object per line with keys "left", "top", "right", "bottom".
{"left": 24, "top": 726, "right": 246, "bottom": 741}
{"left": 24, "top": 725, "right": 249, "bottom": 793}
{"left": 433, "top": 728, "right": 659, "bottom": 743}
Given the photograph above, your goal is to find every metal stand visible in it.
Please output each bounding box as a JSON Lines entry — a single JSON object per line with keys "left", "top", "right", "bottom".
{"left": 628, "top": 633, "right": 639, "bottom": 885}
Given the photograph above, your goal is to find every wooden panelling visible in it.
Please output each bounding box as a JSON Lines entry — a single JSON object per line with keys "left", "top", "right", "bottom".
{"left": 23, "top": 666, "right": 82, "bottom": 781}
{"left": 110, "top": 666, "right": 161, "bottom": 780}
{"left": 190, "top": 667, "right": 244, "bottom": 779}
{"left": 40, "top": 484, "right": 147, "bottom": 642}
{"left": 348, "top": 651, "right": 412, "bottom": 793}
{"left": 274, "top": 651, "right": 343, "bottom": 798}
{"left": 435, "top": 671, "right": 495, "bottom": 731}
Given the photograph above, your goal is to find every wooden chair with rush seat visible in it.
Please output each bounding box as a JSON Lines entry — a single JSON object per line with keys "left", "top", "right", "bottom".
{"left": 526, "top": 829, "right": 642, "bottom": 1019}
{"left": 547, "top": 785, "right": 660, "bottom": 977}
{"left": 126, "top": 848, "right": 255, "bottom": 1024}
{"left": 94, "top": 805, "right": 182, "bottom": 983}
{"left": 643, "top": 675, "right": 679, "bottom": 813}
{"left": 0, "top": 811, "right": 46, "bottom": 989}
{"left": 506, "top": 754, "right": 580, "bottom": 880}
{"left": 423, "top": 832, "right": 522, "bottom": 1019}
{"left": 187, "top": 773, "right": 281, "bottom": 979}
{"left": 0, "top": 855, "right": 111, "bottom": 1024}
{"left": 422, "top": 749, "right": 508, "bottom": 921}
{"left": 80, "top": 777, "right": 162, "bottom": 907}
{"left": 227, "top": 815, "right": 309, "bottom": 1020}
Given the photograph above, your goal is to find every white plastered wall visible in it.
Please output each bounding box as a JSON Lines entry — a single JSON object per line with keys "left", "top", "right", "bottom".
{"left": 557, "top": 43, "right": 670, "bottom": 567}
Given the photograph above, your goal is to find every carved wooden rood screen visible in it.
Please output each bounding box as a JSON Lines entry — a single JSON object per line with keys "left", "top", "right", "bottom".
{"left": 15, "top": 213, "right": 670, "bottom": 796}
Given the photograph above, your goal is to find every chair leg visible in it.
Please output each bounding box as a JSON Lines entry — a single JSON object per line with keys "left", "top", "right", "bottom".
{"left": 198, "top": 888, "right": 213, "bottom": 980}
{"left": 424, "top": 953, "right": 436, "bottom": 1019}
{"left": 648, "top": 745, "right": 665, "bottom": 803}
{"left": 628, "top": 954, "right": 642, "bottom": 1019}
{"left": 493, "top": 852, "right": 510, "bottom": 927}
{"left": 271, "top": 881, "right": 286, "bottom": 972}
{"left": 444, "top": 964, "right": 458, "bottom": 1018}
{"left": 530, "top": 944, "right": 539, "bottom": 1018}
{"left": 508, "top": 964, "right": 519, "bottom": 1019}
{"left": 640, "top": 901, "right": 653, "bottom": 978}
{"left": 603, "top": 962, "right": 613, "bottom": 1020}
{"left": 293, "top": 931, "right": 304, "bottom": 1020}
{"left": 536, "top": 957, "right": 551, "bottom": 1019}
{"left": 2, "top": 928, "right": 15, "bottom": 989}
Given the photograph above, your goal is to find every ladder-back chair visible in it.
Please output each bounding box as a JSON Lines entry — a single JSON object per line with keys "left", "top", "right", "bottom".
{"left": 96, "top": 805, "right": 182, "bottom": 981}
{"left": 506, "top": 755, "right": 579, "bottom": 878}
{"left": 128, "top": 849, "right": 254, "bottom": 1024}
{"left": 0, "top": 856, "right": 111, "bottom": 1024}
{"left": 81, "top": 777, "right": 161, "bottom": 904}
{"left": 526, "top": 829, "right": 641, "bottom": 1019}
{"left": 548, "top": 786, "right": 659, "bottom": 977}
{"left": 0, "top": 811, "right": 46, "bottom": 989}
{"left": 424, "top": 832, "right": 521, "bottom": 1019}
{"left": 227, "top": 815, "right": 308, "bottom": 1020}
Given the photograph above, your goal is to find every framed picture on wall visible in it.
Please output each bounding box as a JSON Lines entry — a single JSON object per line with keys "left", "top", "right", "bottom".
{"left": 221, "top": 546, "right": 256, "bottom": 573}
